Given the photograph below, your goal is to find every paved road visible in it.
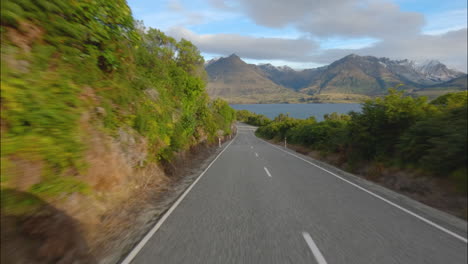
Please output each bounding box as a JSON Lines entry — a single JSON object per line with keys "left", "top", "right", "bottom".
{"left": 127, "top": 124, "right": 467, "bottom": 264}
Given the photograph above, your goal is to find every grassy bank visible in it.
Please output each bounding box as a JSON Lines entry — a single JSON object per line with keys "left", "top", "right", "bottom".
{"left": 1, "top": 0, "right": 235, "bottom": 202}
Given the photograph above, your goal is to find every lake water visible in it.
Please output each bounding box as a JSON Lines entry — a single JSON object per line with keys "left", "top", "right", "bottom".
{"left": 231, "top": 103, "right": 362, "bottom": 121}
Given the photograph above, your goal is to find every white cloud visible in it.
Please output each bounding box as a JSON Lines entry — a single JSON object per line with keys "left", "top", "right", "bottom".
{"left": 200, "top": 0, "right": 467, "bottom": 71}
{"left": 139, "top": 0, "right": 237, "bottom": 30}
{"left": 423, "top": 9, "right": 468, "bottom": 35}
{"left": 312, "top": 28, "right": 468, "bottom": 71}
{"left": 207, "top": 0, "right": 231, "bottom": 9}
{"left": 215, "top": 0, "right": 425, "bottom": 39}
{"left": 167, "top": 26, "right": 467, "bottom": 72}
{"left": 135, "top": 0, "right": 467, "bottom": 72}
{"left": 167, "top": 0, "right": 185, "bottom": 12}
{"left": 299, "top": 1, "right": 424, "bottom": 39}
{"left": 166, "top": 27, "right": 320, "bottom": 61}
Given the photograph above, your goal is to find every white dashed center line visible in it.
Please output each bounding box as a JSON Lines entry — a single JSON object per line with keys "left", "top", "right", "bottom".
{"left": 302, "top": 232, "right": 328, "bottom": 264}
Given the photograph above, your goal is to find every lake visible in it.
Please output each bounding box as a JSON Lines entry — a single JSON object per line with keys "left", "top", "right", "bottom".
{"left": 231, "top": 103, "right": 362, "bottom": 121}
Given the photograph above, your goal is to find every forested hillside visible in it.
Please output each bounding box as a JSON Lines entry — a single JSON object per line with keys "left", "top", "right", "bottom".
{"left": 1, "top": 0, "right": 235, "bottom": 262}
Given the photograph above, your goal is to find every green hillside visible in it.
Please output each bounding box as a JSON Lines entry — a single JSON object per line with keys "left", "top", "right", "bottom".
{"left": 1, "top": 0, "right": 234, "bottom": 211}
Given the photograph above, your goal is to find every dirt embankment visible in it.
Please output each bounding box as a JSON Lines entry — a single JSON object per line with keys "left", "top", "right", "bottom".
{"left": 1, "top": 190, "right": 97, "bottom": 264}
{"left": 271, "top": 140, "right": 467, "bottom": 220}
{"left": 1, "top": 115, "right": 235, "bottom": 264}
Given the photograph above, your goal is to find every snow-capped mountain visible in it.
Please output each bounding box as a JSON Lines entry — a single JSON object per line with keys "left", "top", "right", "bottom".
{"left": 204, "top": 57, "right": 222, "bottom": 66}
{"left": 415, "top": 60, "right": 464, "bottom": 82}
{"left": 205, "top": 54, "right": 467, "bottom": 102}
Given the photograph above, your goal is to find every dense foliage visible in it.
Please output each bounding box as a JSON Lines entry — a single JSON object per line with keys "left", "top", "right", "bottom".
{"left": 1, "top": 0, "right": 235, "bottom": 197}
{"left": 256, "top": 90, "right": 468, "bottom": 191}
{"left": 236, "top": 109, "right": 271, "bottom": 126}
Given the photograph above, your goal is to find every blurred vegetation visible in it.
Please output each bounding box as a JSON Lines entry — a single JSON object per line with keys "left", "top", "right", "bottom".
{"left": 256, "top": 90, "right": 467, "bottom": 192}
{"left": 236, "top": 109, "right": 271, "bottom": 126}
{"left": 1, "top": 0, "right": 235, "bottom": 200}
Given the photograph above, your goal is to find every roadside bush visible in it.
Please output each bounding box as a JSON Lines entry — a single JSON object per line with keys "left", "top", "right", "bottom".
{"left": 347, "top": 89, "right": 430, "bottom": 161}
{"left": 253, "top": 90, "right": 467, "bottom": 191}
{"left": 236, "top": 110, "right": 271, "bottom": 126}
{"left": 398, "top": 92, "right": 467, "bottom": 179}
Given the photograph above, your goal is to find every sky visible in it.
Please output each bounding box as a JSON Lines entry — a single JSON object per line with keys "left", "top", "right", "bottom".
{"left": 127, "top": 0, "right": 467, "bottom": 71}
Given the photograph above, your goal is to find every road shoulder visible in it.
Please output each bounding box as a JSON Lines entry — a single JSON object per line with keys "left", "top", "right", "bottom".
{"left": 261, "top": 137, "right": 468, "bottom": 240}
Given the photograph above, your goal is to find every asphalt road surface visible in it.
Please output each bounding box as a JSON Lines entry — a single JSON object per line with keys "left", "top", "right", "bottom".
{"left": 124, "top": 124, "right": 467, "bottom": 264}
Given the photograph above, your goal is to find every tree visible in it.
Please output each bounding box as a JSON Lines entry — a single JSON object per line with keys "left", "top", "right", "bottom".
{"left": 347, "top": 89, "right": 428, "bottom": 160}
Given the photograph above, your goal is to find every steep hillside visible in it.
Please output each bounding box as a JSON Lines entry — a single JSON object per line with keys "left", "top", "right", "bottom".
{"left": 438, "top": 74, "right": 468, "bottom": 88}
{"left": 416, "top": 60, "right": 464, "bottom": 82}
{"left": 256, "top": 64, "right": 324, "bottom": 91}
{"left": 205, "top": 54, "right": 308, "bottom": 103}
{"left": 410, "top": 74, "right": 468, "bottom": 99}
{"left": 377, "top": 58, "right": 433, "bottom": 85}
{"left": 301, "top": 54, "right": 403, "bottom": 95}
{"left": 1, "top": 1, "right": 235, "bottom": 262}
{"left": 299, "top": 54, "right": 465, "bottom": 95}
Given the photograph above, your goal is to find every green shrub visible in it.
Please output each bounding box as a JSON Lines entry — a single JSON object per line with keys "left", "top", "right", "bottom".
{"left": 236, "top": 110, "right": 271, "bottom": 126}
{"left": 253, "top": 90, "right": 467, "bottom": 191}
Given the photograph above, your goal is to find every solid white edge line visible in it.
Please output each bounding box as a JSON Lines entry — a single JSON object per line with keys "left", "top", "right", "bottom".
{"left": 264, "top": 140, "right": 468, "bottom": 244}
{"left": 302, "top": 232, "right": 328, "bottom": 264}
{"left": 120, "top": 134, "right": 238, "bottom": 264}
{"left": 264, "top": 167, "right": 272, "bottom": 177}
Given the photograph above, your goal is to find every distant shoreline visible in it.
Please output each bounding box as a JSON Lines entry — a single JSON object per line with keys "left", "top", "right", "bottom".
{"left": 230, "top": 102, "right": 359, "bottom": 105}
{"left": 230, "top": 103, "right": 362, "bottom": 120}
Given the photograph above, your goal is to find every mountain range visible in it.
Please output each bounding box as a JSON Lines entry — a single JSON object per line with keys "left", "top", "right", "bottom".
{"left": 205, "top": 54, "right": 305, "bottom": 104}
{"left": 205, "top": 54, "right": 467, "bottom": 103}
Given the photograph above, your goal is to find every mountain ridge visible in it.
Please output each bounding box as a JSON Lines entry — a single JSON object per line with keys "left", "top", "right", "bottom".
{"left": 205, "top": 54, "right": 466, "bottom": 103}
{"left": 205, "top": 54, "right": 309, "bottom": 104}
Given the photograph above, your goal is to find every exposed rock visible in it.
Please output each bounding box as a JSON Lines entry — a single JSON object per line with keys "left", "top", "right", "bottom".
{"left": 143, "top": 88, "right": 159, "bottom": 101}
{"left": 95, "top": 107, "right": 106, "bottom": 116}
{"left": 117, "top": 127, "right": 147, "bottom": 168}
